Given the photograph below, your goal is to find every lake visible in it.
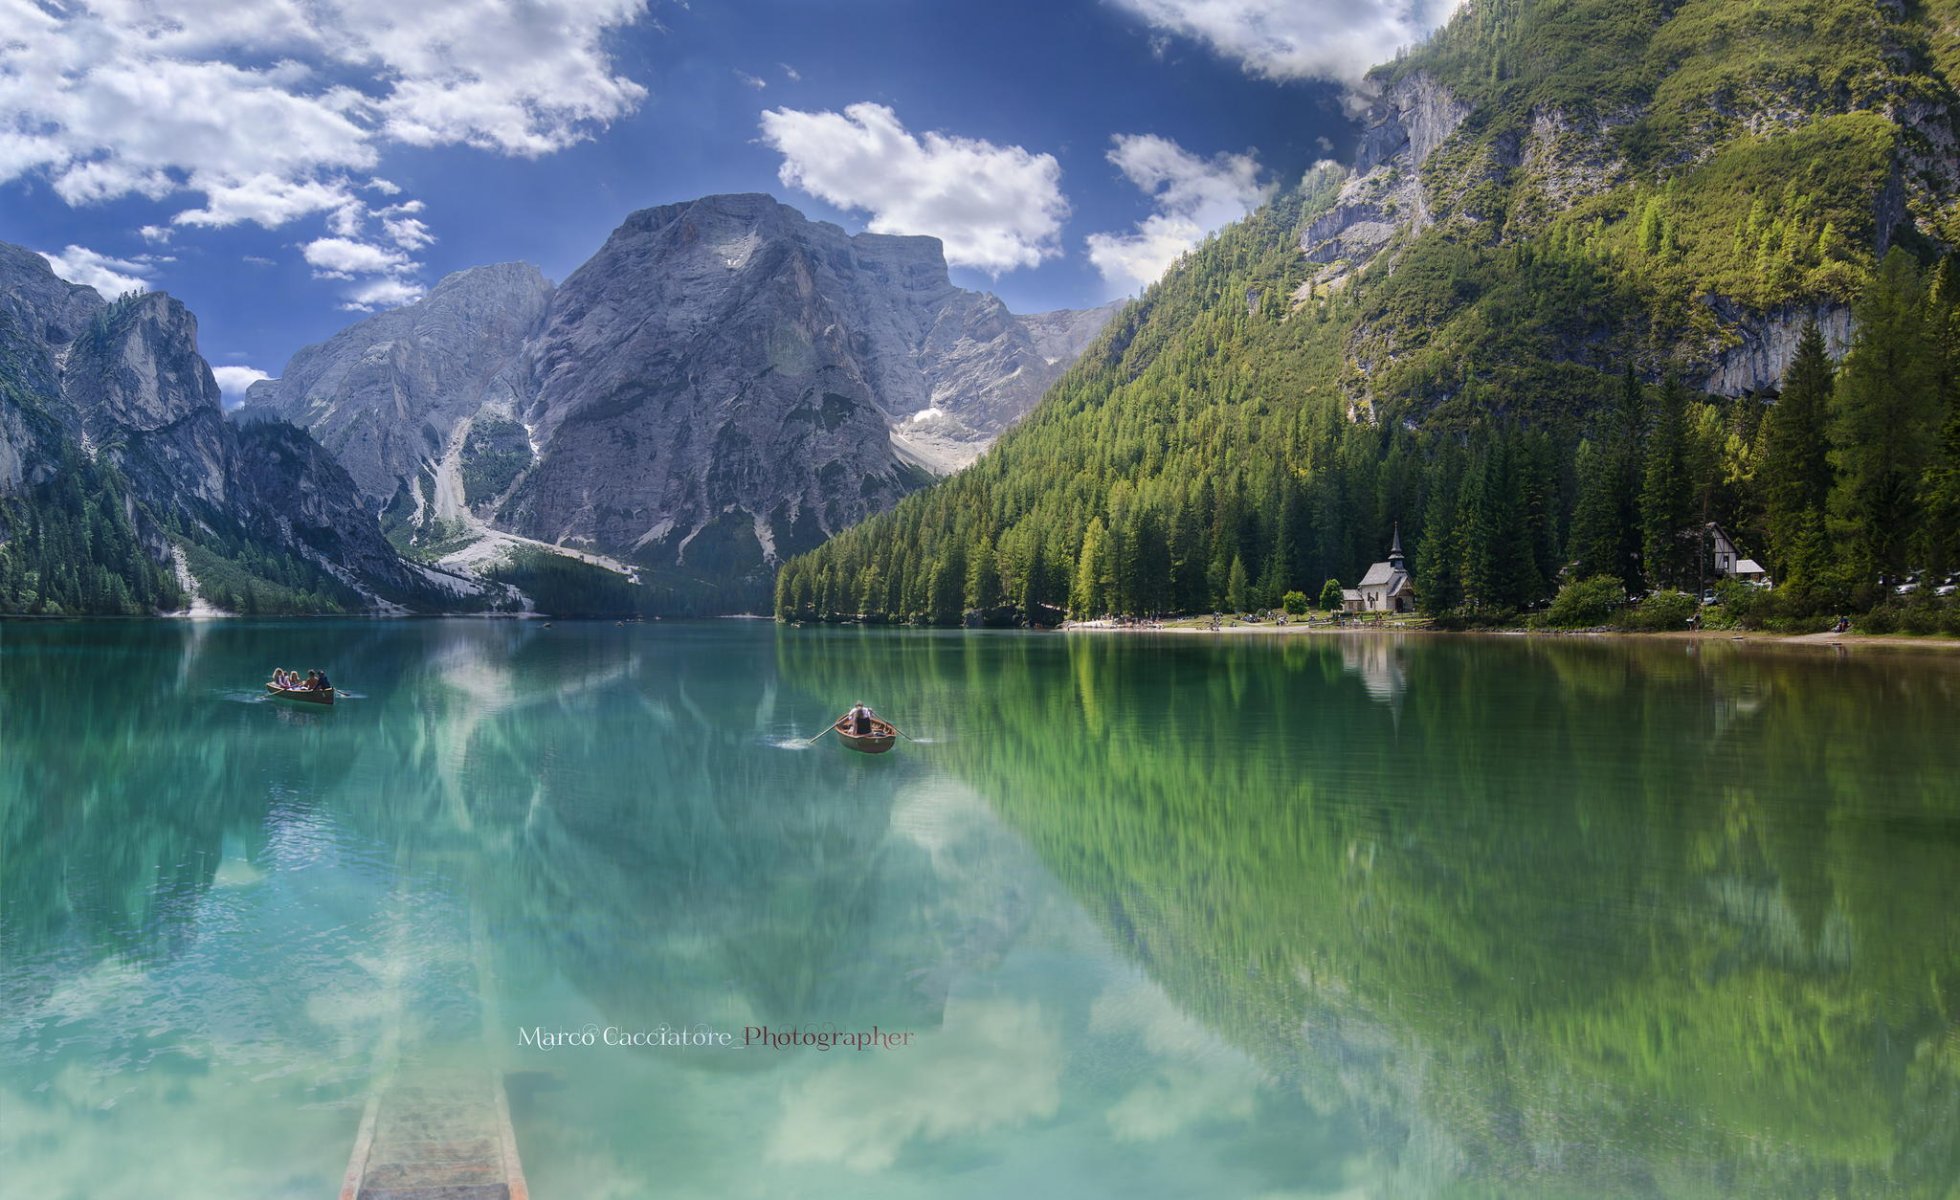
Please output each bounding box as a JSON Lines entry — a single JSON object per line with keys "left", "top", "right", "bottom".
{"left": 2, "top": 620, "right": 1957, "bottom": 1199}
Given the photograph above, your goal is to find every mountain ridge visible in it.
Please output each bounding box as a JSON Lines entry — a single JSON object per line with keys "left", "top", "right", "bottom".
{"left": 777, "top": 0, "right": 1960, "bottom": 626}
{"left": 246, "top": 192, "right": 1120, "bottom": 611}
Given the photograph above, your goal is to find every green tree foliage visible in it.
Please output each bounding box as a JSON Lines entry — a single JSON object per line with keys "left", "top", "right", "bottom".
{"left": 0, "top": 453, "right": 183, "bottom": 615}
{"left": 1829, "top": 250, "right": 1943, "bottom": 591}
{"left": 1757, "top": 322, "right": 1837, "bottom": 596}
{"left": 774, "top": 0, "right": 1960, "bottom": 628}
{"left": 485, "top": 549, "right": 647, "bottom": 618}
{"left": 1641, "top": 378, "right": 1698, "bottom": 590}
{"left": 1545, "top": 574, "right": 1626, "bottom": 627}
{"left": 1318, "top": 579, "right": 1344, "bottom": 611}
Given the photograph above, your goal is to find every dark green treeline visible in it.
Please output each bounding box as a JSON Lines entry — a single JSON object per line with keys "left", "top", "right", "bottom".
{"left": 777, "top": 244, "right": 1960, "bottom": 626}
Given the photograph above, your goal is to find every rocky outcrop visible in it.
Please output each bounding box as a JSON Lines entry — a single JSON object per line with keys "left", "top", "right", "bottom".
{"left": 0, "top": 241, "right": 430, "bottom": 610}
{"left": 1695, "top": 300, "right": 1854, "bottom": 396}
{"left": 250, "top": 193, "right": 1117, "bottom": 607}
{"left": 246, "top": 262, "right": 553, "bottom": 509}
{"left": 1300, "top": 72, "right": 1470, "bottom": 281}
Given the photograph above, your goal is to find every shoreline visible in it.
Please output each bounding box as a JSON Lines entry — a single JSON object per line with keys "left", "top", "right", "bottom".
{"left": 1058, "top": 617, "right": 1960, "bottom": 653}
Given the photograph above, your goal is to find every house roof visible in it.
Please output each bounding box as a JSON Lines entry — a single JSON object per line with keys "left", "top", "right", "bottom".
{"left": 1734, "top": 559, "right": 1767, "bottom": 575}
{"left": 1358, "top": 561, "right": 1398, "bottom": 588}
{"left": 1341, "top": 588, "right": 1363, "bottom": 601}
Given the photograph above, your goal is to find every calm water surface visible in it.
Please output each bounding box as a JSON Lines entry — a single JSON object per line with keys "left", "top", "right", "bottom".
{"left": 2, "top": 621, "right": 1957, "bottom": 1199}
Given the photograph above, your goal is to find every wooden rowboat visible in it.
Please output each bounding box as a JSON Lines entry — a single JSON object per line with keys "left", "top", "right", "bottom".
{"left": 834, "top": 715, "right": 897, "bottom": 754}
{"left": 267, "top": 683, "right": 335, "bottom": 706}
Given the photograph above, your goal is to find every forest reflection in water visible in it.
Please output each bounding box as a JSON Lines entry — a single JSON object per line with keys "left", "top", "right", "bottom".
{"left": 1, "top": 621, "right": 1956, "bottom": 1198}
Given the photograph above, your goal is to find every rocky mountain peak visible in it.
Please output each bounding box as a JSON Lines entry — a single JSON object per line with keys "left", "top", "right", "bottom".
{"left": 67, "top": 291, "right": 224, "bottom": 440}
{"left": 0, "top": 243, "right": 105, "bottom": 350}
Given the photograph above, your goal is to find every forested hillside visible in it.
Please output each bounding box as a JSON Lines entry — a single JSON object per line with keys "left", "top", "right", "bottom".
{"left": 776, "top": 0, "right": 1960, "bottom": 628}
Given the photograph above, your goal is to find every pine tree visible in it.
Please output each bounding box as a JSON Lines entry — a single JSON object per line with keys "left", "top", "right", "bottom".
{"left": 1641, "top": 377, "right": 1696, "bottom": 590}
{"left": 1226, "top": 553, "right": 1249, "bottom": 613}
{"left": 1829, "top": 249, "right": 1941, "bottom": 591}
{"left": 965, "top": 534, "right": 1002, "bottom": 611}
{"left": 1758, "top": 321, "right": 1835, "bottom": 594}
{"left": 1071, "top": 517, "right": 1110, "bottom": 617}
{"left": 1568, "top": 439, "right": 1621, "bottom": 580}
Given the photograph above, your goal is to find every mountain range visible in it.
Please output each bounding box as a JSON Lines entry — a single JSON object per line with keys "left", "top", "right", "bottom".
{"left": 780, "top": 0, "right": 1960, "bottom": 625}
{"left": 244, "top": 194, "right": 1117, "bottom": 611}
{"left": 0, "top": 195, "right": 1115, "bottom": 616}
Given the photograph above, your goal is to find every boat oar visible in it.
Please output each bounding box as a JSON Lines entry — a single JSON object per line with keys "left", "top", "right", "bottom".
{"left": 802, "top": 722, "right": 837, "bottom": 746}
{"left": 883, "top": 722, "right": 922, "bottom": 742}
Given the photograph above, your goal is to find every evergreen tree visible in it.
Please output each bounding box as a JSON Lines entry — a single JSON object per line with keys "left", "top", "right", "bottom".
{"left": 1758, "top": 321, "right": 1835, "bottom": 593}
{"left": 1829, "top": 249, "right": 1941, "bottom": 590}
{"left": 1226, "top": 553, "right": 1249, "bottom": 612}
{"left": 1071, "top": 517, "right": 1111, "bottom": 616}
{"left": 965, "top": 534, "right": 1002, "bottom": 611}
{"left": 1641, "top": 377, "right": 1697, "bottom": 590}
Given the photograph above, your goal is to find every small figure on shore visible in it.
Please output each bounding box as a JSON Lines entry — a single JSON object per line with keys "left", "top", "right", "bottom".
{"left": 1834, "top": 614, "right": 1850, "bottom": 634}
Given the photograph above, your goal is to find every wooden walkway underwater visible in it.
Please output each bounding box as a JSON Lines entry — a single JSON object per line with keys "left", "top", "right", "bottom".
{"left": 339, "top": 1067, "right": 529, "bottom": 1200}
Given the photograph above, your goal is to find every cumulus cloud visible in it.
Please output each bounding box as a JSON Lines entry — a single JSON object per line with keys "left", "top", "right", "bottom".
{"left": 210, "top": 365, "right": 271, "bottom": 409}
{"left": 1110, "top": 0, "right": 1466, "bottom": 86}
{"left": 39, "top": 245, "right": 151, "bottom": 296}
{"left": 1086, "top": 134, "right": 1273, "bottom": 293}
{"left": 767, "top": 998, "right": 1062, "bottom": 1171}
{"left": 760, "top": 102, "right": 1068, "bottom": 275}
{"left": 341, "top": 277, "right": 426, "bottom": 312}
{"left": 1, "top": 0, "right": 651, "bottom": 308}
{"left": 302, "top": 237, "right": 414, "bottom": 279}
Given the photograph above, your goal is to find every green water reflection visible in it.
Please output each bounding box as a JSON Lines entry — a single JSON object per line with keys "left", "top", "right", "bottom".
{"left": 2, "top": 622, "right": 1956, "bottom": 1199}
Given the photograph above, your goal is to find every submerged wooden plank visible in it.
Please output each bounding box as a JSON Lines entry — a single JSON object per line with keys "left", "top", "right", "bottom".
{"left": 342, "top": 1070, "right": 527, "bottom": 1200}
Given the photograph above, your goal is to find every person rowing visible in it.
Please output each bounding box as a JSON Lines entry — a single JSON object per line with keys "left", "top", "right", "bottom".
{"left": 846, "top": 700, "right": 875, "bottom": 736}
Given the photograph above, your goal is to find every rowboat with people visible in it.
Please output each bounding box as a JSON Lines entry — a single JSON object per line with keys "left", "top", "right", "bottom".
{"left": 833, "top": 713, "right": 897, "bottom": 754}
{"left": 266, "top": 682, "right": 334, "bottom": 706}
{"left": 266, "top": 667, "right": 335, "bottom": 706}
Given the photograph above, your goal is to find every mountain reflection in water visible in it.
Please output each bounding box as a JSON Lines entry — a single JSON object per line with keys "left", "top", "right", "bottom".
{"left": 2, "top": 622, "right": 1956, "bottom": 1199}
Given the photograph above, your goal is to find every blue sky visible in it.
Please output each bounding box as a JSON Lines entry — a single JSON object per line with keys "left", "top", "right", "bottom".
{"left": 0, "top": 0, "right": 1464, "bottom": 401}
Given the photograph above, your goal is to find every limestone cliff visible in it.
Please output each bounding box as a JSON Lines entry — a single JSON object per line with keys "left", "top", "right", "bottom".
{"left": 0, "top": 242, "right": 438, "bottom": 612}
{"left": 248, "top": 193, "right": 1117, "bottom": 608}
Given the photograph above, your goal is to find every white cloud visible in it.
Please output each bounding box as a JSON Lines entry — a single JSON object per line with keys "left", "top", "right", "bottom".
{"left": 39, "top": 245, "right": 151, "bottom": 296}
{"left": 0, "top": 0, "right": 651, "bottom": 302}
{"left": 302, "top": 237, "right": 414, "bottom": 279}
{"left": 341, "top": 277, "right": 426, "bottom": 311}
{"left": 760, "top": 102, "right": 1068, "bottom": 275}
{"left": 382, "top": 214, "right": 435, "bottom": 251}
{"left": 210, "top": 365, "right": 271, "bottom": 409}
{"left": 1110, "top": 0, "right": 1466, "bottom": 86}
{"left": 780, "top": 63, "right": 802, "bottom": 82}
{"left": 767, "top": 998, "right": 1062, "bottom": 1172}
{"left": 1086, "top": 134, "right": 1273, "bottom": 293}
{"left": 735, "top": 70, "right": 768, "bottom": 90}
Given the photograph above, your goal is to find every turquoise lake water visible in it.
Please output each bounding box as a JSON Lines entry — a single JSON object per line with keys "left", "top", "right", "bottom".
{"left": 2, "top": 620, "right": 1957, "bottom": 1198}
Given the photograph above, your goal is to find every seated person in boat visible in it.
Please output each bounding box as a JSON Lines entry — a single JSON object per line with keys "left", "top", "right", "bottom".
{"left": 847, "top": 701, "right": 875, "bottom": 735}
{"left": 316, "top": 669, "right": 332, "bottom": 691}
{"left": 272, "top": 668, "right": 289, "bottom": 689}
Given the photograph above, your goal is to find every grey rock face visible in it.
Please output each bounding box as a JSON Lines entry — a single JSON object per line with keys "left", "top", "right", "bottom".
{"left": 1695, "top": 301, "right": 1854, "bottom": 396}
{"left": 0, "top": 243, "right": 103, "bottom": 488}
{"left": 257, "top": 193, "right": 1117, "bottom": 606}
{"left": 0, "top": 240, "right": 425, "bottom": 608}
{"left": 246, "top": 262, "right": 554, "bottom": 509}
{"left": 1303, "top": 73, "right": 1468, "bottom": 281}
